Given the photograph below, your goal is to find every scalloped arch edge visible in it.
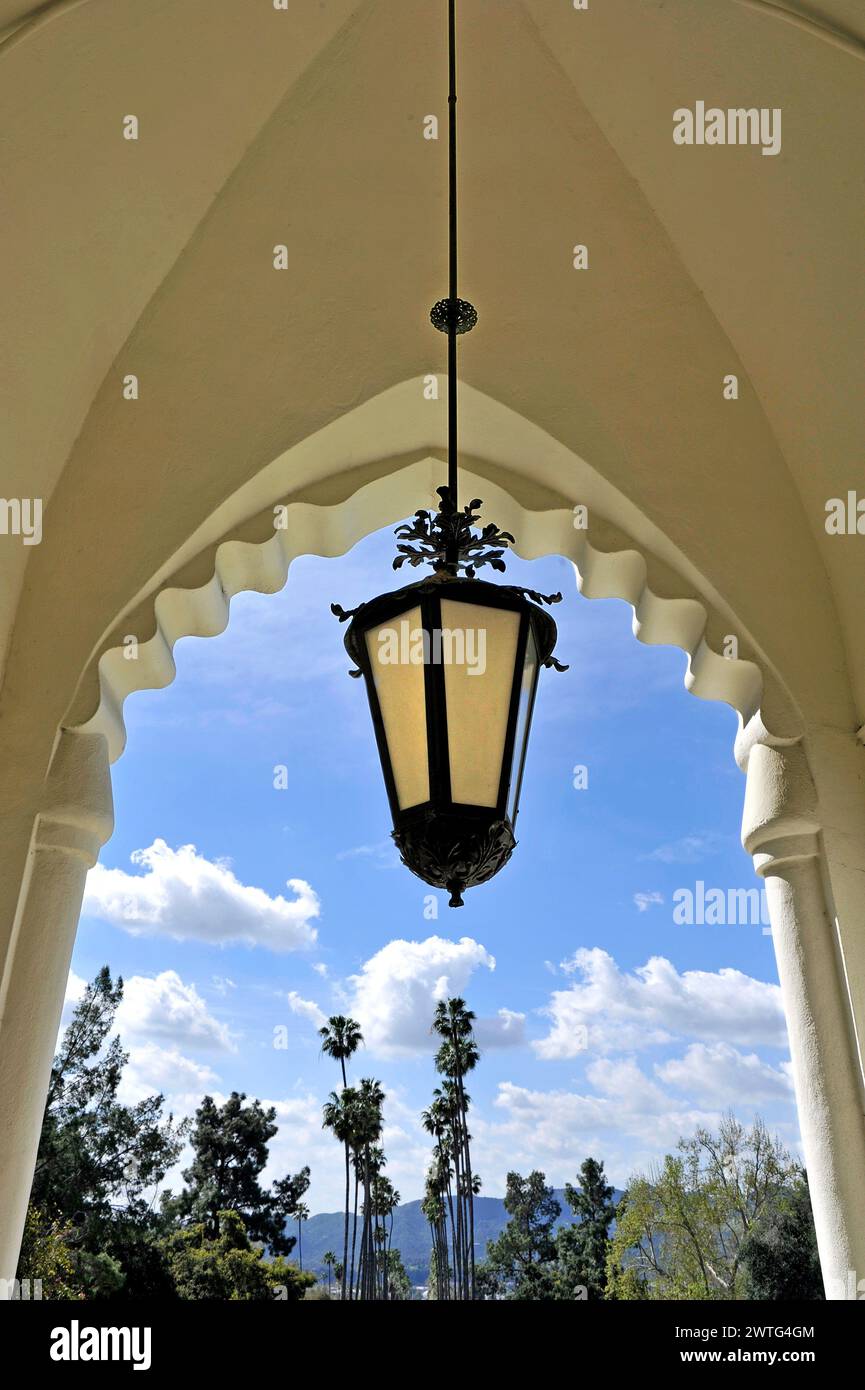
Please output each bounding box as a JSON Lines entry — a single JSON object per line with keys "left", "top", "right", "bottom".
{"left": 66, "top": 461, "right": 799, "bottom": 769}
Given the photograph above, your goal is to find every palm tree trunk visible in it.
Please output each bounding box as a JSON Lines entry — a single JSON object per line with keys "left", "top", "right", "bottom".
{"left": 444, "top": 1172, "right": 458, "bottom": 1300}
{"left": 349, "top": 1167, "right": 360, "bottom": 1300}
{"left": 358, "top": 1156, "right": 370, "bottom": 1301}
{"left": 439, "top": 1218, "right": 448, "bottom": 1300}
{"left": 458, "top": 1115, "right": 469, "bottom": 1300}
{"left": 451, "top": 1129, "right": 465, "bottom": 1299}
{"left": 342, "top": 1140, "right": 350, "bottom": 1301}
{"left": 386, "top": 1209, "right": 394, "bottom": 1301}
{"left": 456, "top": 1076, "right": 476, "bottom": 1299}
{"left": 363, "top": 1157, "right": 373, "bottom": 1300}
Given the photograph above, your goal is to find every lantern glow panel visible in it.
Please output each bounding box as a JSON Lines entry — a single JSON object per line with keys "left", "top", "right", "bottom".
{"left": 364, "top": 605, "right": 429, "bottom": 811}
{"left": 440, "top": 599, "right": 520, "bottom": 808}
{"left": 341, "top": 575, "right": 560, "bottom": 906}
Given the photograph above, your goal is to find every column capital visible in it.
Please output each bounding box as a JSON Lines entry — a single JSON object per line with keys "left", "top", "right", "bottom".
{"left": 36, "top": 728, "right": 114, "bottom": 867}
{"left": 741, "top": 736, "right": 820, "bottom": 873}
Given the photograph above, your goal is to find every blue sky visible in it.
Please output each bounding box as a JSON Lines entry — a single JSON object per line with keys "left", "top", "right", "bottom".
{"left": 66, "top": 522, "right": 798, "bottom": 1214}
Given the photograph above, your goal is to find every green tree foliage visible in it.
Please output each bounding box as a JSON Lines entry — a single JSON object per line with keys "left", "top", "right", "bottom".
{"left": 94, "top": 1204, "right": 179, "bottom": 1298}
{"left": 479, "top": 1171, "right": 562, "bottom": 1300}
{"left": 15, "top": 1206, "right": 83, "bottom": 1300}
{"left": 384, "top": 1248, "right": 412, "bottom": 1300}
{"left": 555, "top": 1157, "right": 617, "bottom": 1300}
{"left": 21, "top": 967, "right": 187, "bottom": 1297}
{"left": 165, "top": 1092, "right": 309, "bottom": 1256}
{"left": 19, "top": 969, "right": 322, "bottom": 1301}
{"left": 607, "top": 1115, "right": 799, "bottom": 1300}
{"left": 318, "top": 1016, "right": 363, "bottom": 1089}
{"left": 740, "top": 1172, "right": 823, "bottom": 1300}
{"left": 162, "top": 1210, "right": 314, "bottom": 1301}
{"left": 30, "top": 968, "right": 187, "bottom": 1223}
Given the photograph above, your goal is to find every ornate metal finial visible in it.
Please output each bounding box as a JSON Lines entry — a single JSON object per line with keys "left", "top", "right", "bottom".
{"left": 332, "top": 491, "right": 569, "bottom": 673}
{"left": 430, "top": 298, "right": 478, "bottom": 335}
{"left": 392, "top": 486, "right": 516, "bottom": 578}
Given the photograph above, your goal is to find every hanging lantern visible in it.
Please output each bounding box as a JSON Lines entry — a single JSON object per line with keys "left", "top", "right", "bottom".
{"left": 332, "top": 0, "right": 566, "bottom": 905}
{"left": 333, "top": 493, "right": 566, "bottom": 906}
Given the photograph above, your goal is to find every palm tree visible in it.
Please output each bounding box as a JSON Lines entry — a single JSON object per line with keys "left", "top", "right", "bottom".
{"left": 369, "top": 1172, "right": 400, "bottom": 1299}
{"left": 383, "top": 1178, "right": 400, "bottom": 1295}
{"left": 294, "top": 1201, "right": 309, "bottom": 1270}
{"left": 354, "top": 1079, "right": 384, "bottom": 1299}
{"left": 422, "top": 1162, "right": 450, "bottom": 1300}
{"left": 318, "top": 1015, "right": 363, "bottom": 1088}
{"left": 439, "top": 1080, "right": 468, "bottom": 1294}
{"left": 323, "top": 1250, "right": 336, "bottom": 1294}
{"left": 423, "top": 1095, "right": 459, "bottom": 1297}
{"left": 433, "top": 997, "right": 481, "bottom": 1299}
{"left": 322, "top": 1086, "right": 359, "bottom": 1300}
{"left": 319, "top": 1016, "right": 363, "bottom": 1301}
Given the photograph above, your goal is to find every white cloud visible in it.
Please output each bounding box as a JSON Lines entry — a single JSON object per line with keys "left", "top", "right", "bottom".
{"left": 336, "top": 840, "right": 399, "bottom": 868}
{"left": 472, "top": 1022, "right": 804, "bottom": 1194}
{"left": 634, "top": 891, "right": 664, "bottom": 912}
{"left": 117, "top": 1042, "right": 222, "bottom": 1113}
{"left": 346, "top": 936, "right": 500, "bottom": 1059}
{"left": 644, "top": 832, "right": 727, "bottom": 864}
{"left": 534, "top": 948, "right": 786, "bottom": 1059}
{"left": 117, "top": 971, "right": 236, "bottom": 1052}
{"left": 83, "top": 839, "right": 319, "bottom": 952}
{"left": 655, "top": 1043, "right": 794, "bottom": 1107}
{"left": 62, "top": 969, "right": 87, "bottom": 1019}
{"left": 287, "top": 991, "right": 327, "bottom": 1031}
{"left": 475, "top": 1008, "right": 527, "bottom": 1049}
{"left": 58, "top": 970, "right": 231, "bottom": 1118}
{"left": 479, "top": 1073, "right": 723, "bottom": 1190}
{"left": 56, "top": 970, "right": 89, "bottom": 1052}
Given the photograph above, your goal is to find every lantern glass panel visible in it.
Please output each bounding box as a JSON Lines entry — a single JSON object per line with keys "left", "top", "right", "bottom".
{"left": 365, "top": 605, "right": 430, "bottom": 811}
{"left": 440, "top": 599, "right": 521, "bottom": 808}
{"left": 508, "top": 625, "right": 539, "bottom": 824}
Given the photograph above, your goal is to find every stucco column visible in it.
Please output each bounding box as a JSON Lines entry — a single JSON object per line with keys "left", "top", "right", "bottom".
{"left": 0, "top": 730, "right": 113, "bottom": 1290}
{"left": 742, "top": 736, "right": 865, "bottom": 1299}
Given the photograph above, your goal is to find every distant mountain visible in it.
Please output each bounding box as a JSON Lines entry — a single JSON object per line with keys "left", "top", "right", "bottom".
{"left": 295, "top": 1189, "right": 623, "bottom": 1287}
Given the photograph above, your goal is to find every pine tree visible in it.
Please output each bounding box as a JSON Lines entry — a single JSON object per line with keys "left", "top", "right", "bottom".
{"left": 166, "top": 1092, "right": 308, "bottom": 1256}
{"left": 479, "top": 1171, "right": 561, "bottom": 1300}
{"left": 555, "top": 1157, "right": 617, "bottom": 1299}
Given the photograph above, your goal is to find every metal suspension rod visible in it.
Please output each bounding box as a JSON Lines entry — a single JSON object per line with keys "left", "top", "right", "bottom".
{"left": 427, "top": 0, "right": 475, "bottom": 571}
{"left": 447, "top": 0, "right": 458, "bottom": 518}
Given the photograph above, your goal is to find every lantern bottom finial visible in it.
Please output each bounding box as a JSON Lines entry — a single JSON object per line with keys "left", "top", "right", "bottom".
{"left": 392, "top": 812, "right": 516, "bottom": 907}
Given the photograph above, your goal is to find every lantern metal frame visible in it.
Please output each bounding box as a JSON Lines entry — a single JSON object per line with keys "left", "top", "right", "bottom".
{"left": 334, "top": 569, "right": 565, "bottom": 906}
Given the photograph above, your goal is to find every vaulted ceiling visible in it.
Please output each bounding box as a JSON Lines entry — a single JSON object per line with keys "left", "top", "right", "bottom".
{"left": 1, "top": 0, "right": 863, "bottom": 745}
